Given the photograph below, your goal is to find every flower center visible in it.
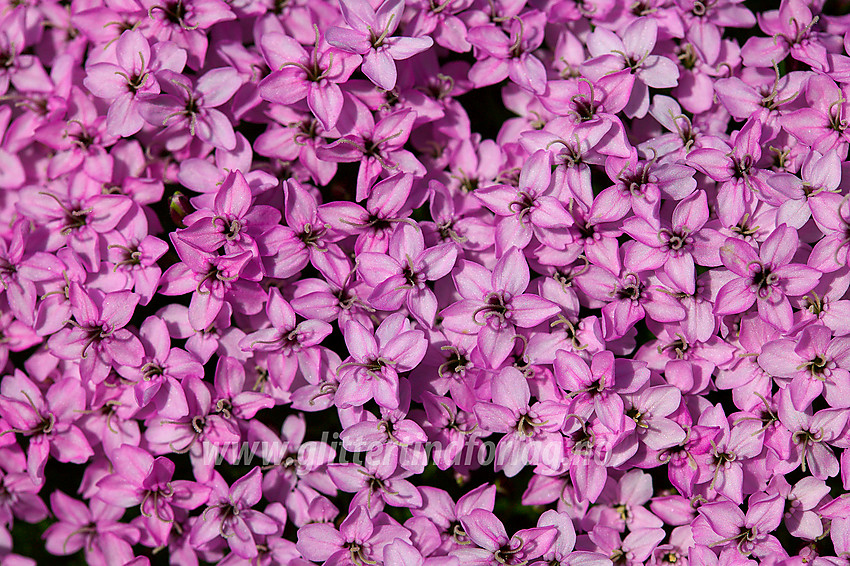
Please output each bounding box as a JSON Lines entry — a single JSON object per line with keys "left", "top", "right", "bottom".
{"left": 141, "top": 362, "right": 165, "bottom": 381}
{"left": 473, "top": 293, "right": 511, "bottom": 326}
{"left": 438, "top": 348, "right": 470, "bottom": 378}
{"left": 732, "top": 155, "right": 753, "bottom": 179}
{"left": 750, "top": 264, "right": 778, "bottom": 297}
{"left": 515, "top": 414, "right": 538, "bottom": 437}
{"left": 299, "top": 224, "right": 326, "bottom": 247}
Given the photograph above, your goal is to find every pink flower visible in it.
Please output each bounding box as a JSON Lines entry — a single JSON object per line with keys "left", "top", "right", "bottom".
{"left": 325, "top": 0, "right": 433, "bottom": 90}
{"left": 48, "top": 284, "right": 144, "bottom": 383}
{"left": 582, "top": 18, "right": 679, "bottom": 118}
{"left": 777, "top": 389, "right": 848, "bottom": 480}
{"left": 475, "top": 149, "right": 573, "bottom": 256}
{"left": 715, "top": 224, "right": 820, "bottom": 330}
{"left": 441, "top": 248, "right": 560, "bottom": 368}
{"left": 43, "top": 491, "right": 139, "bottom": 566}
{"left": 555, "top": 350, "right": 648, "bottom": 431}
{"left": 83, "top": 30, "right": 186, "bottom": 137}
{"left": 95, "top": 444, "right": 211, "bottom": 545}
{"left": 190, "top": 468, "right": 280, "bottom": 559}
{"left": 318, "top": 111, "right": 425, "bottom": 201}
{"left": 474, "top": 367, "right": 567, "bottom": 476}
{"left": 259, "top": 31, "right": 361, "bottom": 130}
{"left": 296, "top": 505, "right": 410, "bottom": 564}
{"left": 467, "top": 11, "right": 548, "bottom": 94}
{"left": 357, "top": 223, "right": 457, "bottom": 327}
{"left": 326, "top": 449, "right": 423, "bottom": 511}
{"left": 454, "top": 509, "right": 558, "bottom": 565}
{"left": 336, "top": 312, "right": 427, "bottom": 409}
{"left": 138, "top": 67, "right": 242, "bottom": 150}
{"left": 693, "top": 497, "right": 783, "bottom": 558}
{"left": 0, "top": 372, "right": 94, "bottom": 484}
{"left": 759, "top": 324, "right": 850, "bottom": 411}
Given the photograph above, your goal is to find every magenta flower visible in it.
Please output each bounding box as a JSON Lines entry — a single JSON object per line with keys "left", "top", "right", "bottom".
{"left": 340, "top": 389, "right": 428, "bottom": 472}
{"left": 657, "top": 420, "right": 718, "bottom": 498}
{"left": 115, "top": 315, "right": 201, "bottom": 420}
{"left": 759, "top": 324, "right": 850, "bottom": 411}
{"left": 694, "top": 497, "right": 783, "bottom": 558}
{"left": 582, "top": 525, "right": 665, "bottom": 566}
{"left": 105, "top": 210, "right": 169, "bottom": 305}
{"left": 622, "top": 190, "right": 709, "bottom": 294}
{"left": 694, "top": 404, "right": 763, "bottom": 504}
{"left": 318, "top": 112, "right": 424, "bottom": 201}
{"left": 561, "top": 416, "right": 621, "bottom": 503}
{"left": 20, "top": 181, "right": 133, "bottom": 272}
{"left": 780, "top": 75, "right": 850, "bottom": 157}
{"left": 555, "top": 350, "right": 648, "bottom": 431}
{"left": 582, "top": 470, "right": 662, "bottom": 533}
{"left": 714, "top": 70, "right": 807, "bottom": 141}
{"left": 318, "top": 173, "right": 416, "bottom": 252}
{"left": 144, "top": 377, "right": 240, "bottom": 481}
{"left": 241, "top": 287, "right": 333, "bottom": 389}
{"left": 0, "top": 221, "right": 65, "bottom": 328}
{"left": 261, "top": 179, "right": 336, "bottom": 279}
{"left": 467, "top": 11, "right": 548, "bottom": 94}
{"left": 741, "top": 0, "right": 828, "bottom": 71}
{"left": 715, "top": 224, "right": 821, "bottom": 330}
{"left": 421, "top": 392, "right": 479, "bottom": 469}
{"left": 159, "top": 240, "right": 264, "bottom": 333}
{"left": 605, "top": 149, "right": 696, "bottom": 218}
{"left": 577, "top": 268, "right": 686, "bottom": 340}
{"left": 769, "top": 149, "right": 841, "bottom": 230}
{"left": 138, "top": 0, "right": 235, "bottom": 69}
{"left": 777, "top": 389, "right": 848, "bottom": 480}
{"left": 411, "top": 484, "right": 495, "bottom": 552}
{"left": 246, "top": 414, "right": 337, "bottom": 507}
{"left": 8, "top": 2, "right": 850, "bottom": 564}
{"left": 406, "top": 0, "right": 472, "bottom": 52}
{"left": 0, "top": 8, "right": 52, "bottom": 97}
{"left": 622, "top": 385, "right": 685, "bottom": 452}
{"left": 254, "top": 107, "right": 338, "bottom": 186}
{"left": 474, "top": 149, "right": 573, "bottom": 256}
{"left": 0, "top": 465, "right": 48, "bottom": 527}
{"left": 176, "top": 170, "right": 280, "bottom": 257}
{"left": 767, "top": 476, "right": 830, "bottom": 540}
{"left": 289, "top": 250, "right": 374, "bottom": 330}
{"left": 688, "top": 118, "right": 788, "bottom": 227}
{"left": 33, "top": 88, "right": 118, "bottom": 182}
{"left": 534, "top": 510, "right": 611, "bottom": 566}
{"left": 327, "top": 449, "right": 422, "bottom": 511}
{"left": 211, "top": 355, "right": 275, "bottom": 422}
{"left": 541, "top": 71, "right": 633, "bottom": 159}
{"left": 0, "top": 106, "right": 25, "bottom": 190}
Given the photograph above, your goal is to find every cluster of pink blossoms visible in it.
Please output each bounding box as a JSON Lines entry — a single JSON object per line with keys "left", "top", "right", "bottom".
{"left": 4, "top": 0, "right": 850, "bottom": 564}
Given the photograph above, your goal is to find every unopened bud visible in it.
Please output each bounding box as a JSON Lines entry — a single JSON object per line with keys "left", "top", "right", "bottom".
{"left": 169, "top": 191, "right": 192, "bottom": 228}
